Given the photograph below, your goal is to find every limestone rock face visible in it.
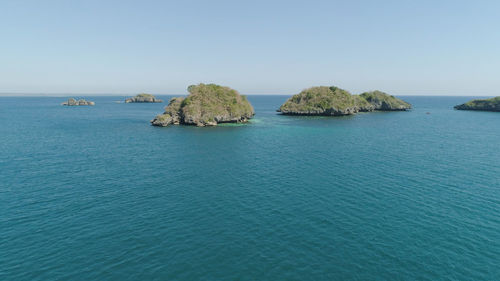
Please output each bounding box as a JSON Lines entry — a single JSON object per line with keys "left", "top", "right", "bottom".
{"left": 278, "top": 86, "right": 411, "bottom": 116}
{"left": 151, "top": 83, "right": 254, "bottom": 127}
{"left": 150, "top": 97, "right": 184, "bottom": 126}
{"left": 125, "top": 94, "right": 163, "bottom": 103}
{"left": 62, "top": 98, "right": 95, "bottom": 106}
{"left": 454, "top": 97, "right": 500, "bottom": 112}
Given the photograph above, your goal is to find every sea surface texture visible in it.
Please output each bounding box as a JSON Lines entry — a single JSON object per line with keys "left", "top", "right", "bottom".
{"left": 1, "top": 96, "right": 499, "bottom": 280}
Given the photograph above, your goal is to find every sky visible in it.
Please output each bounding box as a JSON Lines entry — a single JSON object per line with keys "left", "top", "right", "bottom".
{"left": 1, "top": 0, "right": 499, "bottom": 96}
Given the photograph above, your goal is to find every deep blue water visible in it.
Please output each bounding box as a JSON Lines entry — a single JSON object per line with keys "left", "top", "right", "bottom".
{"left": 1, "top": 95, "right": 500, "bottom": 280}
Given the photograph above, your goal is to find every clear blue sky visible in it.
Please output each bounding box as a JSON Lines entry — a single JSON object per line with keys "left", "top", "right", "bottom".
{"left": 1, "top": 0, "right": 499, "bottom": 95}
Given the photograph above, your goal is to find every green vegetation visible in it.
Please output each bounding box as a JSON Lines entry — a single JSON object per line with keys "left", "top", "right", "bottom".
{"left": 455, "top": 96, "right": 500, "bottom": 111}
{"left": 151, "top": 83, "right": 254, "bottom": 127}
{"left": 279, "top": 86, "right": 360, "bottom": 115}
{"left": 353, "top": 95, "right": 373, "bottom": 112}
{"left": 125, "top": 93, "right": 163, "bottom": 103}
{"left": 164, "top": 97, "right": 184, "bottom": 115}
{"left": 61, "top": 98, "right": 95, "bottom": 106}
{"left": 181, "top": 83, "right": 254, "bottom": 123}
{"left": 359, "top": 90, "right": 411, "bottom": 111}
{"left": 136, "top": 93, "right": 155, "bottom": 98}
{"left": 278, "top": 86, "right": 411, "bottom": 115}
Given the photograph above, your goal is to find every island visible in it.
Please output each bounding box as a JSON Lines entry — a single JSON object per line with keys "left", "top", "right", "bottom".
{"left": 359, "top": 90, "right": 412, "bottom": 111}
{"left": 125, "top": 93, "right": 163, "bottom": 103}
{"left": 61, "top": 98, "right": 95, "bottom": 106}
{"left": 151, "top": 83, "right": 255, "bottom": 127}
{"left": 454, "top": 97, "right": 500, "bottom": 112}
{"left": 277, "top": 86, "right": 411, "bottom": 116}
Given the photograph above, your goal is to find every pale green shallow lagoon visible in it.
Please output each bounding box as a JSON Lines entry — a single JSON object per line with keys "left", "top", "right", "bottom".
{"left": 1, "top": 96, "right": 500, "bottom": 280}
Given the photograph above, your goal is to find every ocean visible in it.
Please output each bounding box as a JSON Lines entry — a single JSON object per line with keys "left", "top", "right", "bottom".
{"left": 1, "top": 95, "right": 499, "bottom": 280}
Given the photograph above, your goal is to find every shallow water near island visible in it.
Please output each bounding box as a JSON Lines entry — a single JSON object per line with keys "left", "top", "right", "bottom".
{"left": 1, "top": 95, "right": 500, "bottom": 280}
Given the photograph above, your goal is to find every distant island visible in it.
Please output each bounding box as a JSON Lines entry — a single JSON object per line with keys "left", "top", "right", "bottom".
{"left": 359, "top": 90, "right": 412, "bottom": 111}
{"left": 454, "top": 97, "right": 500, "bottom": 112}
{"left": 125, "top": 93, "right": 163, "bottom": 103}
{"left": 278, "top": 86, "right": 411, "bottom": 116}
{"left": 151, "top": 83, "right": 254, "bottom": 127}
{"left": 62, "top": 98, "right": 95, "bottom": 106}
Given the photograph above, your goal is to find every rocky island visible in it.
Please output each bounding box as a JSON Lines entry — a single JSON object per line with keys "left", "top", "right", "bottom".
{"left": 277, "top": 86, "right": 411, "bottom": 116}
{"left": 454, "top": 97, "right": 500, "bottom": 112}
{"left": 151, "top": 83, "right": 255, "bottom": 127}
{"left": 61, "top": 98, "right": 95, "bottom": 106}
{"left": 359, "top": 90, "right": 412, "bottom": 111}
{"left": 125, "top": 93, "right": 163, "bottom": 103}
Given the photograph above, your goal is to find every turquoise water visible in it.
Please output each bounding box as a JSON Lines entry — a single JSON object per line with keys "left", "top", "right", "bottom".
{"left": 1, "top": 96, "right": 500, "bottom": 280}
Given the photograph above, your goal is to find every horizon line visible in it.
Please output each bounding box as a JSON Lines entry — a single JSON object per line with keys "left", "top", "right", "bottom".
{"left": 0, "top": 93, "right": 497, "bottom": 98}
